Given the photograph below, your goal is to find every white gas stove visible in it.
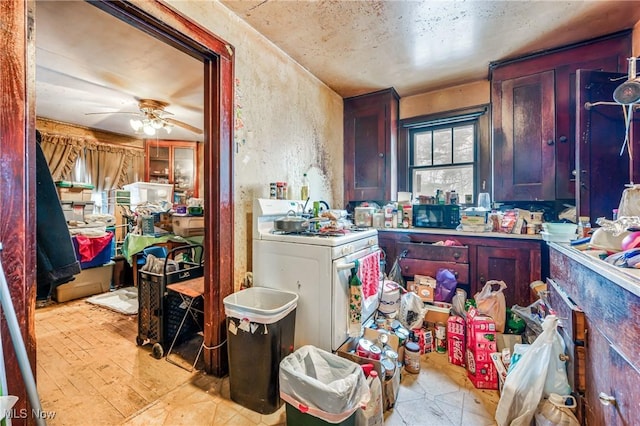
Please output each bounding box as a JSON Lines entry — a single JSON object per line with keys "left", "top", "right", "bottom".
{"left": 252, "top": 198, "right": 380, "bottom": 351}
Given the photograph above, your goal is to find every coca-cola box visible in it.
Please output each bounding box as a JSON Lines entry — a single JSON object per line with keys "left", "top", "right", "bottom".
{"left": 447, "top": 315, "right": 465, "bottom": 366}
{"left": 465, "top": 307, "right": 498, "bottom": 390}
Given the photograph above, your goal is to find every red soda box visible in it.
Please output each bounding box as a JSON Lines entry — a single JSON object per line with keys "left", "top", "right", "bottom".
{"left": 447, "top": 315, "right": 465, "bottom": 366}
{"left": 465, "top": 307, "right": 498, "bottom": 390}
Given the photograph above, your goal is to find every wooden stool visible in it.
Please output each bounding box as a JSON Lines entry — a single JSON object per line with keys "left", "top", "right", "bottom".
{"left": 165, "top": 276, "right": 204, "bottom": 371}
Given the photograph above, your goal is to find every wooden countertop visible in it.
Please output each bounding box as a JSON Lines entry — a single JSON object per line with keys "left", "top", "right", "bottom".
{"left": 548, "top": 242, "right": 640, "bottom": 297}
{"left": 378, "top": 227, "right": 542, "bottom": 241}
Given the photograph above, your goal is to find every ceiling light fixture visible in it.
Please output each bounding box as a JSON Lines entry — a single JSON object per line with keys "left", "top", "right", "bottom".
{"left": 129, "top": 117, "right": 173, "bottom": 136}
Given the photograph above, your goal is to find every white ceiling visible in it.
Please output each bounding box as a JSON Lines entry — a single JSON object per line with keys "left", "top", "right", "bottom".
{"left": 36, "top": 1, "right": 204, "bottom": 142}
{"left": 35, "top": 1, "right": 640, "bottom": 141}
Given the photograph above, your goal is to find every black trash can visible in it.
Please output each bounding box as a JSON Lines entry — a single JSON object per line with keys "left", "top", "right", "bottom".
{"left": 223, "top": 287, "right": 299, "bottom": 414}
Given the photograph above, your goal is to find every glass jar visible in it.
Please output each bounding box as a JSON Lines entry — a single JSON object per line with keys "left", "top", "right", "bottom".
{"left": 578, "top": 216, "right": 591, "bottom": 238}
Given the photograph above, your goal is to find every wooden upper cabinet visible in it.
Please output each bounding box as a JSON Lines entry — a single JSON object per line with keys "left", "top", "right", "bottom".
{"left": 490, "top": 31, "right": 631, "bottom": 203}
{"left": 344, "top": 88, "right": 399, "bottom": 205}
{"left": 145, "top": 139, "right": 199, "bottom": 199}
{"left": 494, "top": 70, "right": 556, "bottom": 201}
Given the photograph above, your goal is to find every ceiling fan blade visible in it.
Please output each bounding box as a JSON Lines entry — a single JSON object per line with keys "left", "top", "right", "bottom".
{"left": 164, "top": 117, "right": 203, "bottom": 134}
{"left": 84, "top": 111, "right": 140, "bottom": 116}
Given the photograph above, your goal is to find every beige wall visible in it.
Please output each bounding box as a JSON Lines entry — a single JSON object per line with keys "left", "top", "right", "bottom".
{"left": 166, "top": 1, "right": 344, "bottom": 290}
{"left": 400, "top": 80, "right": 490, "bottom": 119}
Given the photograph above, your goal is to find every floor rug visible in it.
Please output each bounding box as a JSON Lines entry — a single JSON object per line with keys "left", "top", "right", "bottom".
{"left": 86, "top": 287, "right": 138, "bottom": 315}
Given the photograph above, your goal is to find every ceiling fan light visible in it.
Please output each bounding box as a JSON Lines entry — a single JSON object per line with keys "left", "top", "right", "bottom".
{"left": 130, "top": 118, "right": 143, "bottom": 131}
{"left": 151, "top": 118, "right": 164, "bottom": 129}
{"left": 143, "top": 123, "right": 156, "bottom": 136}
{"left": 164, "top": 123, "right": 173, "bottom": 134}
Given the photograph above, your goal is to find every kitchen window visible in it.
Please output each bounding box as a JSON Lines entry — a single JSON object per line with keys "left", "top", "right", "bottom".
{"left": 400, "top": 106, "right": 487, "bottom": 203}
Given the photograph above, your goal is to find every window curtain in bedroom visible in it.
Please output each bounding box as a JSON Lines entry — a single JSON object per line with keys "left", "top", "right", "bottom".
{"left": 39, "top": 133, "right": 83, "bottom": 181}
{"left": 83, "top": 142, "right": 145, "bottom": 193}
{"left": 38, "top": 131, "right": 145, "bottom": 191}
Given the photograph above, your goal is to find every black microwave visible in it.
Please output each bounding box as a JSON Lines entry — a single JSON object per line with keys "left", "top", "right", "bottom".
{"left": 412, "top": 204, "right": 460, "bottom": 229}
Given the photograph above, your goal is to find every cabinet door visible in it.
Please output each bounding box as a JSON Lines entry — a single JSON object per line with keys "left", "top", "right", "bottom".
{"left": 555, "top": 56, "right": 622, "bottom": 200}
{"left": 146, "top": 145, "right": 171, "bottom": 183}
{"left": 575, "top": 69, "right": 637, "bottom": 224}
{"left": 584, "top": 324, "right": 640, "bottom": 426}
{"left": 494, "top": 70, "right": 556, "bottom": 201}
{"left": 173, "top": 146, "right": 196, "bottom": 196}
{"left": 343, "top": 88, "right": 398, "bottom": 204}
{"left": 476, "top": 246, "right": 532, "bottom": 307}
{"left": 344, "top": 103, "right": 387, "bottom": 201}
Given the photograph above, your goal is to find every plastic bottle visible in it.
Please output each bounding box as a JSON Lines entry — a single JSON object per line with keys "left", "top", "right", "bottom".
{"left": 534, "top": 394, "right": 580, "bottom": 426}
{"left": 436, "top": 189, "right": 445, "bottom": 205}
{"left": 300, "top": 173, "right": 309, "bottom": 200}
{"left": 450, "top": 190, "right": 458, "bottom": 205}
{"left": 358, "top": 370, "right": 384, "bottom": 426}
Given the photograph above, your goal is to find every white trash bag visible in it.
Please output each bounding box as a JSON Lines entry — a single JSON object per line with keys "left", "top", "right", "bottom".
{"left": 495, "top": 315, "right": 571, "bottom": 426}
{"left": 279, "top": 345, "right": 370, "bottom": 423}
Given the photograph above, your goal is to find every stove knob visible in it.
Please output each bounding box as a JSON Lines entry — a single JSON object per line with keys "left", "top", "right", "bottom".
{"left": 342, "top": 245, "right": 353, "bottom": 255}
{"left": 368, "top": 238, "right": 376, "bottom": 246}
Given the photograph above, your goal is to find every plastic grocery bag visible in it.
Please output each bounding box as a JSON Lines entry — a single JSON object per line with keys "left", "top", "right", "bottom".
{"left": 280, "top": 346, "right": 370, "bottom": 423}
{"left": 474, "top": 280, "right": 507, "bottom": 332}
{"left": 495, "top": 315, "right": 571, "bottom": 426}
{"left": 398, "top": 291, "right": 425, "bottom": 330}
{"left": 387, "top": 255, "right": 405, "bottom": 288}
{"left": 434, "top": 268, "right": 457, "bottom": 303}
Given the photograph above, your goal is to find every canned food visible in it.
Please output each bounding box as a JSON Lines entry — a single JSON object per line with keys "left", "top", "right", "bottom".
{"left": 356, "top": 338, "right": 373, "bottom": 358}
{"left": 381, "top": 358, "right": 395, "bottom": 379}
{"left": 384, "top": 349, "right": 399, "bottom": 363}
{"left": 269, "top": 182, "right": 277, "bottom": 199}
{"left": 395, "top": 329, "right": 408, "bottom": 346}
{"left": 369, "top": 344, "right": 382, "bottom": 360}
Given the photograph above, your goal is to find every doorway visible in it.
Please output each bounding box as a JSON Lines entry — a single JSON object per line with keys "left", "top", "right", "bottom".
{"left": 0, "top": 0, "right": 234, "bottom": 413}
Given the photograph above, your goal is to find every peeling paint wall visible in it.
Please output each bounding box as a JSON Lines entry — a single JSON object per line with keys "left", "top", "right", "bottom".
{"left": 400, "top": 80, "right": 490, "bottom": 119}
{"left": 167, "top": 1, "right": 344, "bottom": 291}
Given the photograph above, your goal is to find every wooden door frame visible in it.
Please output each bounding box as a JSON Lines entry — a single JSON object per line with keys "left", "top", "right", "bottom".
{"left": 1, "top": 1, "right": 234, "bottom": 415}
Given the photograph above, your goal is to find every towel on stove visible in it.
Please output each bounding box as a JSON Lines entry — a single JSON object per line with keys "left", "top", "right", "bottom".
{"left": 348, "top": 251, "right": 381, "bottom": 337}
{"left": 358, "top": 250, "right": 380, "bottom": 302}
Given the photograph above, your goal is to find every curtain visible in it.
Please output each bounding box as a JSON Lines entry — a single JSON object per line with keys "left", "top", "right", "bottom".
{"left": 39, "top": 133, "right": 83, "bottom": 181}
{"left": 38, "top": 131, "right": 145, "bottom": 191}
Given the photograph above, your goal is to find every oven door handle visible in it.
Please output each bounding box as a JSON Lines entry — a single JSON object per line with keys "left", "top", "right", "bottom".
{"left": 337, "top": 262, "right": 357, "bottom": 271}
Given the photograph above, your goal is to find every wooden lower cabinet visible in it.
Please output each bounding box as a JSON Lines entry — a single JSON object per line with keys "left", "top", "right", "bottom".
{"left": 548, "top": 243, "right": 640, "bottom": 426}
{"left": 378, "top": 230, "right": 542, "bottom": 308}
{"left": 477, "top": 246, "right": 539, "bottom": 308}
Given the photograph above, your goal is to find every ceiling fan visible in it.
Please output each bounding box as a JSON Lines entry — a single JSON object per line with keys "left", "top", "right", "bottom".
{"left": 86, "top": 98, "right": 203, "bottom": 136}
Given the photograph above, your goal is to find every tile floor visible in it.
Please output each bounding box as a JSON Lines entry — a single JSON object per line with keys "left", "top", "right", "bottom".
{"left": 35, "top": 298, "right": 498, "bottom": 425}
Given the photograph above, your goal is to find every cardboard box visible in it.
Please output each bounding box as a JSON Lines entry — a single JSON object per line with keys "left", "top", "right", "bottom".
{"left": 447, "top": 315, "right": 465, "bottom": 366}
{"left": 496, "top": 333, "right": 522, "bottom": 354}
{"left": 424, "top": 302, "right": 451, "bottom": 326}
{"left": 408, "top": 275, "right": 435, "bottom": 302}
{"left": 55, "top": 261, "right": 113, "bottom": 302}
{"left": 336, "top": 331, "right": 401, "bottom": 411}
{"left": 490, "top": 352, "right": 508, "bottom": 394}
{"left": 57, "top": 187, "right": 93, "bottom": 202}
{"left": 466, "top": 307, "right": 498, "bottom": 390}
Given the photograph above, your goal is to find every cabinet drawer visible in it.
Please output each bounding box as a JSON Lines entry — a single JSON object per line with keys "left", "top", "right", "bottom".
{"left": 547, "top": 278, "right": 586, "bottom": 394}
{"left": 397, "top": 242, "right": 469, "bottom": 263}
{"left": 401, "top": 258, "right": 469, "bottom": 284}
